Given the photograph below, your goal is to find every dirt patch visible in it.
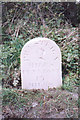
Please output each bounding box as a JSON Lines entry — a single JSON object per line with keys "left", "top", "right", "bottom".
{"left": 2, "top": 88, "right": 78, "bottom": 118}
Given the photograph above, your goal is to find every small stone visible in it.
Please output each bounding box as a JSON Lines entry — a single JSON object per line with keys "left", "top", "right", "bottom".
{"left": 32, "top": 102, "right": 38, "bottom": 107}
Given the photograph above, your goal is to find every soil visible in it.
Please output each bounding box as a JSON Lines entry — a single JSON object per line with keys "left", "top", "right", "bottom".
{"left": 2, "top": 88, "right": 78, "bottom": 119}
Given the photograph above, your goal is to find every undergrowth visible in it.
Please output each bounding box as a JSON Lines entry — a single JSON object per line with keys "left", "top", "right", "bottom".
{"left": 1, "top": 3, "right": 79, "bottom": 92}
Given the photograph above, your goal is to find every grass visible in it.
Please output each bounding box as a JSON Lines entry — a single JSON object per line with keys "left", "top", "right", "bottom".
{"left": 62, "top": 72, "right": 78, "bottom": 92}
{"left": 1, "top": 2, "right": 79, "bottom": 118}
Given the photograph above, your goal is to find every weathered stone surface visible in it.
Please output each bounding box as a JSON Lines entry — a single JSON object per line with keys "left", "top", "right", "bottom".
{"left": 21, "top": 37, "right": 62, "bottom": 89}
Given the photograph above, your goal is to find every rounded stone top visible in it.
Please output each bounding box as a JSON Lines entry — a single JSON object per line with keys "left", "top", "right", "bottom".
{"left": 21, "top": 37, "right": 60, "bottom": 54}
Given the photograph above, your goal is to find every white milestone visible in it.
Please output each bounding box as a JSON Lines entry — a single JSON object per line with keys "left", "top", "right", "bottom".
{"left": 21, "top": 37, "right": 62, "bottom": 90}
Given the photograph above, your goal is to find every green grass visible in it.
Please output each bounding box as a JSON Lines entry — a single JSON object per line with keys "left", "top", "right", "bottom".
{"left": 62, "top": 72, "right": 78, "bottom": 92}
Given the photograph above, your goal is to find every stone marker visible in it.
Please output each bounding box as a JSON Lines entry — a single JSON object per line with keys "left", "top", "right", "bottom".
{"left": 21, "top": 37, "right": 62, "bottom": 90}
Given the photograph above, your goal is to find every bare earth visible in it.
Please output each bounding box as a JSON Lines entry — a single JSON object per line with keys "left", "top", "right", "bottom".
{"left": 2, "top": 88, "right": 78, "bottom": 118}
